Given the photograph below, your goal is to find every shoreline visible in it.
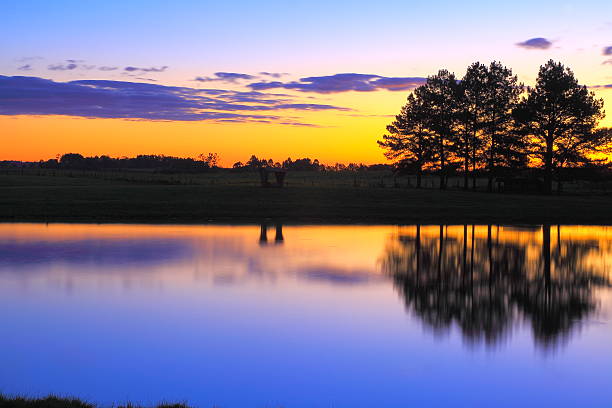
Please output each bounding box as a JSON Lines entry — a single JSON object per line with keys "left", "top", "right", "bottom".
{"left": 1, "top": 219, "right": 612, "bottom": 226}
{"left": 1, "top": 186, "right": 611, "bottom": 225}
{"left": 0, "top": 395, "right": 188, "bottom": 408}
{"left": 1, "top": 172, "right": 611, "bottom": 225}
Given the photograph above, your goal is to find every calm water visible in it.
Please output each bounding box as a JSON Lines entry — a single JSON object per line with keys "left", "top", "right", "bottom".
{"left": 1, "top": 223, "right": 611, "bottom": 408}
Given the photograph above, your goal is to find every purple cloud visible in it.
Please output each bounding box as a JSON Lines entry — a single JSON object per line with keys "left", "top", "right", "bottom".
{"left": 259, "top": 72, "right": 288, "bottom": 78}
{"left": 98, "top": 66, "right": 118, "bottom": 71}
{"left": 603, "top": 46, "right": 612, "bottom": 56}
{"left": 0, "top": 76, "right": 348, "bottom": 123}
{"left": 516, "top": 38, "right": 552, "bottom": 49}
{"left": 18, "top": 64, "right": 32, "bottom": 71}
{"left": 248, "top": 73, "right": 427, "bottom": 93}
{"left": 48, "top": 62, "right": 78, "bottom": 71}
{"left": 371, "top": 77, "right": 428, "bottom": 91}
{"left": 47, "top": 60, "right": 91, "bottom": 71}
{"left": 194, "top": 72, "right": 256, "bottom": 83}
{"left": 124, "top": 66, "right": 168, "bottom": 73}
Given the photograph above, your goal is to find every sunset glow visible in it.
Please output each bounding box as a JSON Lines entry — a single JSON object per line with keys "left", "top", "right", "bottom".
{"left": 3, "top": 4, "right": 612, "bottom": 406}
{"left": 2, "top": 0, "right": 611, "bottom": 165}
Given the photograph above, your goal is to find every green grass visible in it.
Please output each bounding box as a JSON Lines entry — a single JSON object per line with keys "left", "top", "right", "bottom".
{"left": 0, "top": 172, "right": 611, "bottom": 224}
{"left": 0, "top": 395, "right": 191, "bottom": 408}
{"left": 0, "top": 168, "right": 398, "bottom": 188}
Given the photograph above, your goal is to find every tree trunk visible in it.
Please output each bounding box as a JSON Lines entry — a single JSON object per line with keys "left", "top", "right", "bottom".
{"left": 416, "top": 167, "right": 422, "bottom": 189}
{"left": 487, "top": 137, "right": 495, "bottom": 193}
{"left": 471, "top": 130, "right": 478, "bottom": 190}
{"left": 464, "top": 146, "right": 469, "bottom": 190}
{"left": 544, "top": 136, "right": 554, "bottom": 195}
{"left": 439, "top": 138, "right": 446, "bottom": 190}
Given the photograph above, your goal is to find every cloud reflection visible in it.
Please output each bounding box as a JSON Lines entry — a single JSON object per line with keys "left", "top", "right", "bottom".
{"left": 0, "top": 239, "right": 192, "bottom": 270}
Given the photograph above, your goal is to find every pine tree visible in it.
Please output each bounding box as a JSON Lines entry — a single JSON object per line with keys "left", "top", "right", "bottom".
{"left": 415, "top": 70, "right": 460, "bottom": 189}
{"left": 378, "top": 92, "right": 434, "bottom": 188}
{"left": 514, "top": 60, "right": 605, "bottom": 194}
{"left": 481, "top": 61, "right": 524, "bottom": 191}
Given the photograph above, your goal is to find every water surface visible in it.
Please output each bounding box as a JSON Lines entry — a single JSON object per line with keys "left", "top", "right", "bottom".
{"left": 0, "top": 223, "right": 611, "bottom": 407}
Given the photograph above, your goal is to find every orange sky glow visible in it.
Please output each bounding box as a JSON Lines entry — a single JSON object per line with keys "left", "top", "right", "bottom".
{"left": 2, "top": 88, "right": 610, "bottom": 166}
{"left": 2, "top": 1, "right": 612, "bottom": 166}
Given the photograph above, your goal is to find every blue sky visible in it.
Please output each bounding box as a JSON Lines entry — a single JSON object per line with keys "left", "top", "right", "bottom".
{"left": 1, "top": 0, "right": 611, "bottom": 163}
{"left": 3, "top": 0, "right": 611, "bottom": 81}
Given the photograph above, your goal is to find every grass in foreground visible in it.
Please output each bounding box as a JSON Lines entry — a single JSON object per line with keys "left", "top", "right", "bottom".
{"left": 0, "top": 173, "right": 611, "bottom": 224}
{"left": 0, "top": 395, "right": 189, "bottom": 408}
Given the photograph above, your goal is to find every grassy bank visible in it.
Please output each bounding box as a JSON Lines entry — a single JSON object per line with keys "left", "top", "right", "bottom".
{"left": 0, "top": 173, "right": 610, "bottom": 224}
{"left": 0, "top": 395, "right": 188, "bottom": 408}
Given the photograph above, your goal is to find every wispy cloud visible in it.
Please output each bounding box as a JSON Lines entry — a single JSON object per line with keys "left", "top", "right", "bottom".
{"left": 193, "top": 72, "right": 290, "bottom": 84}
{"left": 17, "top": 64, "right": 32, "bottom": 71}
{"left": 45, "top": 61, "right": 168, "bottom": 73}
{"left": 124, "top": 66, "right": 168, "bottom": 73}
{"left": 516, "top": 37, "right": 552, "bottom": 49}
{"left": 603, "top": 46, "right": 612, "bottom": 56}
{"left": 48, "top": 62, "right": 79, "bottom": 71}
{"left": 194, "top": 72, "right": 256, "bottom": 83}
{"left": 0, "top": 76, "right": 348, "bottom": 124}
{"left": 259, "top": 72, "right": 289, "bottom": 78}
{"left": 47, "top": 60, "right": 91, "bottom": 71}
{"left": 248, "top": 73, "right": 427, "bottom": 93}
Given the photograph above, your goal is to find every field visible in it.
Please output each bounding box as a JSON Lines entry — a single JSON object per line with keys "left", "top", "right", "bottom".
{"left": 0, "top": 168, "right": 611, "bottom": 224}
{"left": 0, "top": 395, "right": 187, "bottom": 408}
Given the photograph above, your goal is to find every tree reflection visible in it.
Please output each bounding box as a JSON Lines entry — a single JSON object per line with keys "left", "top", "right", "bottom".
{"left": 259, "top": 223, "right": 284, "bottom": 246}
{"left": 381, "top": 225, "right": 610, "bottom": 350}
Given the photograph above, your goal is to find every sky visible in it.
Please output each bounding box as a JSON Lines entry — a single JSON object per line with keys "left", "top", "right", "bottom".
{"left": 1, "top": 0, "right": 611, "bottom": 165}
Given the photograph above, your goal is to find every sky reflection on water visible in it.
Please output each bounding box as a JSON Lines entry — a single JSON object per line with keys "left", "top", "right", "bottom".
{"left": 0, "top": 223, "right": 611, "bottom": 408}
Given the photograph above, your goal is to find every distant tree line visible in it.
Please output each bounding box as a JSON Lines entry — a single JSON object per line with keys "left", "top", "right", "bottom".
{"left": 378, "top": 60, "right": 612, "bottom": 194}
{"left": 35, "top": 153, "right": 220, "bottom": 173}
{"left": 232, "top": 155, "right": 324, "bottom": 171}
{"left": 3, "top": 153, "right": 392, "bottom": 173}
{"left": 231, "top": 155, "right": 392, "bottom": 172}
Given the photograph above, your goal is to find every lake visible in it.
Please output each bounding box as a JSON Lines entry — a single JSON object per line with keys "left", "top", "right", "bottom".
{"left": 0, "top": 223, "right": 611, "bottom": 408}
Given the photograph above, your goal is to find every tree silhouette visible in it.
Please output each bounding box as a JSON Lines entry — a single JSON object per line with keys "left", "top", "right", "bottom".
{"left": 415, "top": 70, "right": 460, "bottom": 189}
{"left": 198, "top": 152, "right": 219, "bottom": 167}
{"left": 481, "top": 61, "right": 525, "bottom": 191}
{"left": 457, "top": 62, "right": 488, "bottom": 189}
{"left": 378, "top": 93, "right": 434, "bottom": 188}
{"left": 379, "top": 60, "right": 608, "bottom": 193}
{"left": 514, "top": 60, "right": 605, "bottom": 194}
